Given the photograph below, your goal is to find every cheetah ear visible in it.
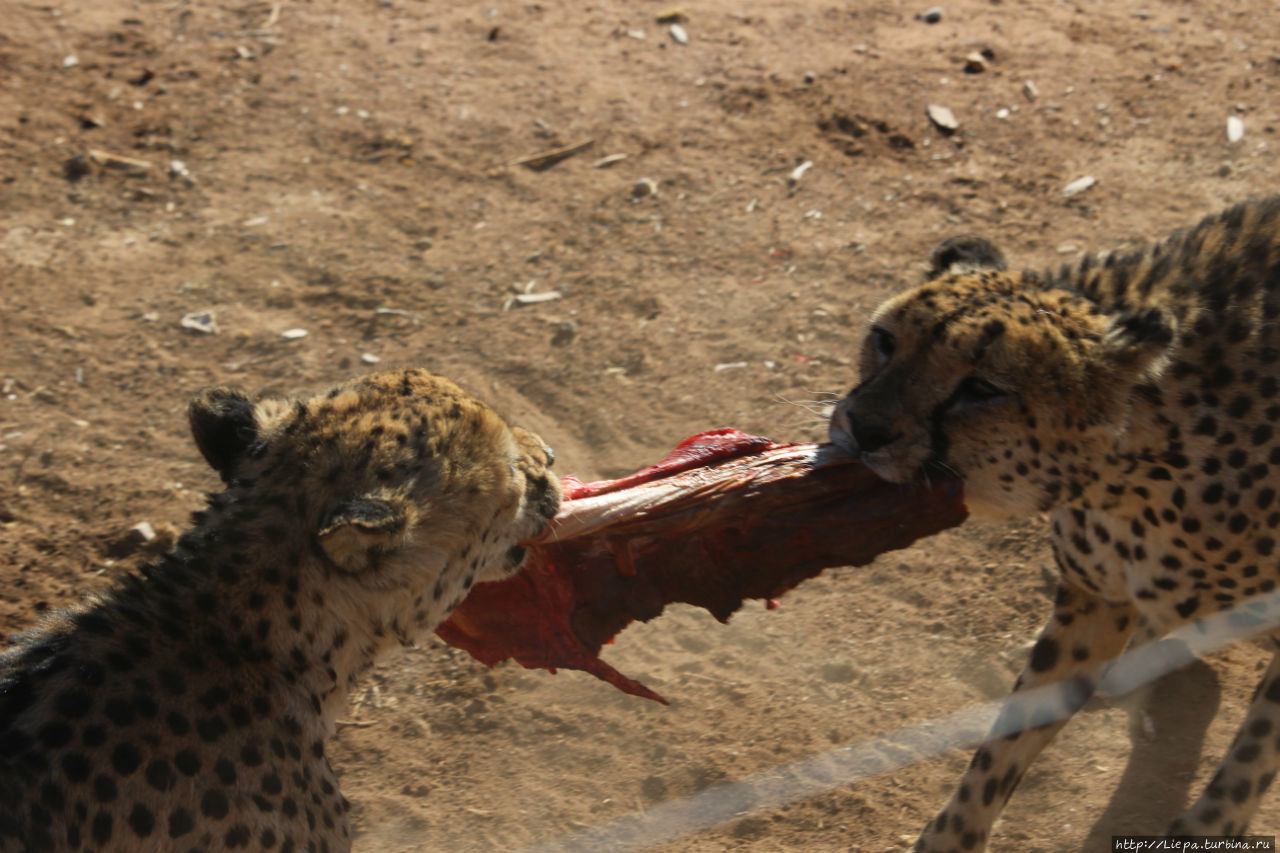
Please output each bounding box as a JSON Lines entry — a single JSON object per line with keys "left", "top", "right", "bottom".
{"left": 1100, "top": 306, "right": 1178, "bottom": 380}
{"left": 317, "top": 496, "right": 408, "bottom": 573}
{"left": 927, "top": 235, "right": 1008, "bottom": 278}
{"left": 189, "top": 388, "right": 259, "bottom": 483}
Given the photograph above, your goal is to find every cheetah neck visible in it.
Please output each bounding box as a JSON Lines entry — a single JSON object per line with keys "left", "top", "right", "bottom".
{"left": 129, "top": 518, "right": 449, "bottom": 734}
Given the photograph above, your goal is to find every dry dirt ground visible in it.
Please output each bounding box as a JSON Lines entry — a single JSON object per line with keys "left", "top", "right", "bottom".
{"left": 5, "top": 0, "right": 1280, "bottom": 850}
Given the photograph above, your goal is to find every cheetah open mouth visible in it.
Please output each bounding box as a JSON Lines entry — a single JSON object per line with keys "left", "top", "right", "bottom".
{"left": 438, "top": 429, "right": 968, "bottom": 703}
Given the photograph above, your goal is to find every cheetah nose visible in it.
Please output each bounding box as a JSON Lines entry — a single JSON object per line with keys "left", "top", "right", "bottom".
{"left": 846, "top": 413, "right": 897, "bottom": 454}
{"left": 542, "top": 445, "right": 556, "bottom": 467}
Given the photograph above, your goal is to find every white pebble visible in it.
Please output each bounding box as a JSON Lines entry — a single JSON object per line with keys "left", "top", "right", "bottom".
{"left": 361, "top": 353, "right": 381, "bottom": 365}
{"left": 62, "top": 55, "right": 79, "bottom": 68}
{"left": 926, "top": 103, "right": 959, "bottom": 131}
{"left": 1227, "top": 115, "right": 1244, "bottom": 143}
{"left": 281, "top": 328, "right": 309, "bottom": 340}
{"left": 669, "top": 23, "right": 689, "bottom": 44}
{"left": 788, "top": 160, "right": 813, "bottom": 185}
{"left": 1062, "top": 175, "right": 1096, "bottom": 197}
{"left": 180, "top": 311, "right": 218, "bottom": 334}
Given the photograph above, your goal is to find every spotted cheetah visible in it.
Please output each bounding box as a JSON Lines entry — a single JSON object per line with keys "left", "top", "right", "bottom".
{"left": 829, "top": 197, "right": 1280, "bottom": 848}
{"left": 0, "top": 368, "right": 560, "bottom": 852}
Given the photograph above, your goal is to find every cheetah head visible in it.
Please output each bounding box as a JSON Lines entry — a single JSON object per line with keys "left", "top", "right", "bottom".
{"left": 186, "top": 368, "right": 560, "bottom": 603}
{"left": 828, "top": 237, "right": 1177, "bottom": 518}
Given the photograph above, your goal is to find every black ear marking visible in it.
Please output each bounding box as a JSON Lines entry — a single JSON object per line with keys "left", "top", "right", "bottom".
{"left": 1109, "top": 306, "right": 1177, "bottom": 349}
{"left": 189, "top": 388, "right": 258, "bottom": 482}
{"left": 928, "top": 235, "right": 1008, "bottom": 278}
{"left": 1101, "top": 306, "right": 1178, "bottom": 380}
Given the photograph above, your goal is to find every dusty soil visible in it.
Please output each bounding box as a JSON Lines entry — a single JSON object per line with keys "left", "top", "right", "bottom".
{"left": 5, "top": 0, "right": 1280, "bottom": 850}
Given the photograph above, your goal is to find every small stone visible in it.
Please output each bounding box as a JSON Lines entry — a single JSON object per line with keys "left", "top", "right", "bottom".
{"left": 550, "top": 321, "right": 577, "bottom": 346}
{"left": 996, "top": 108, "right": 1010, "bottom": 119}
{"left": 1227, "top": 115, "right": 1245, "bottom": 143}
{"left": 803, "top": 71, "right": 816, "bottom": 84}
{"left": 62, "top": 55, "right": 79, "bottom": 68}
{"left": 1023, "top": 80, "right": 1040, "bottom": 101}
{"left": 360, "top": 353, "right": 381, "bottom": 365}
{"left": 926, "top": 103, "right": 959, "bottom": 132}
{"left": 632, "top": 178, "right": 659, "bottom": 199}
{"left": 105, "top": 522, "right": 157, "bottom": 558}
{"left": 63, "top": 155, "right": 92, "bottom": 182}
{"left": 918, "top": 6, "right": 943, "bottom": 23}
{"left": 669, "top": 23, "right": 689, "bottom": 44}
{"left": 1062, "top": 175, "right": 1097, "bottom": 197}
{"left": 964, "top": 52, "right": 987, "bottom": 73}
{"left": 787, "top": 160, "right": 813, "bottom": 185}
{"left": 281, "top": 328, "right": 309, "bottom": 340}
{"left": 1056, "top": 241, "right": 1080, "bottom": 254}
{"left": 168, "top": 159, "right": 194, "bottom": 186}
{"left": 180, "top": 311, "right": 217, "bottom": 334}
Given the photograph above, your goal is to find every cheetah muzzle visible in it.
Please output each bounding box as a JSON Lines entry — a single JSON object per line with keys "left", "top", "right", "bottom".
{"left": 0, "top": 368, "right": 560, "bottom": 852}
{"left": 830, "top": 196, "right": 1280, "bottom": 849}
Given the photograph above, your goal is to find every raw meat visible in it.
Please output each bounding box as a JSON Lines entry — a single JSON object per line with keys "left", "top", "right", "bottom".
{"left": 435, "top": 429, "right": 967, "bottom": 702}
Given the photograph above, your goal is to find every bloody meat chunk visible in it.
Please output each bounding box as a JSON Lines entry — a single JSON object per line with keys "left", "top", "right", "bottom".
{"left": 436, "top": 429, "right": 967, "bottom": 702}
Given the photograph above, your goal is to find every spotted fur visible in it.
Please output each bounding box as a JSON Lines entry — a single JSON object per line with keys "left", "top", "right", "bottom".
{"left": 0, "top": 368, "right": 560, "bottom": 852}
{"left": 829, "top": 197, "right": 1280, "bottom": 848}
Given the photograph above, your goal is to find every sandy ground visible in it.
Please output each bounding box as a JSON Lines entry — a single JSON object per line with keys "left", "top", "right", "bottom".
{"left": 5, "top": 0, "right": 1280, "bottom": 850}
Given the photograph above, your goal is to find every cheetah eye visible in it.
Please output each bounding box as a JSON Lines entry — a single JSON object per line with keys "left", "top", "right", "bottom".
{"left": 952, "top": 376, "right": 1007, "bottom": 407}
{"left": 869, "top": 327, "right": 895, "bottom": 364}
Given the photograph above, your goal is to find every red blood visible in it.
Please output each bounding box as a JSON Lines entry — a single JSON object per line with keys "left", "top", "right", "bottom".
{"left": 436, "top": 429, "right": 966, "bottom": 703}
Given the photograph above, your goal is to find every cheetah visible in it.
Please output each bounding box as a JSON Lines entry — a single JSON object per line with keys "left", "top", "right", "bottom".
{"left": 0, "top": 368, "right": 560, "bottom": 852}
{"left": 828, "top": 196, "right": 1280, "bottom": 848}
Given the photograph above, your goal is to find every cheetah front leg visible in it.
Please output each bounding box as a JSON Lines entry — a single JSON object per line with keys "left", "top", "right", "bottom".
{"left": 913, "top": 581, "right": 1137, "bottom": 853}
{"left": 1166, "top": 643, "right": 1280, "bottom": 837}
